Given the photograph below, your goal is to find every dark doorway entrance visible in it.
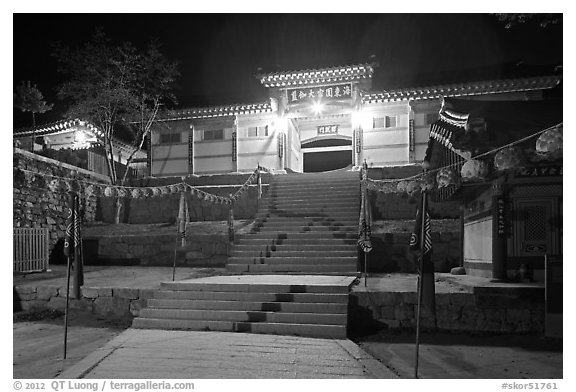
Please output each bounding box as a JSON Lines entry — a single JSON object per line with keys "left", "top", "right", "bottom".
{"left": 303, "top": 150, "right": 352, "bottom": 172}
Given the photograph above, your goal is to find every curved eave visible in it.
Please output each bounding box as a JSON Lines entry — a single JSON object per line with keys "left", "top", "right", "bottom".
{"left": 258, "top": 64, "right": 375, "bottom": 88}
{"left": 362, "top": 75, "right": 562, "bottom": 104}
{"left": 163, "top": 103, "right": 273, "bottom": 121}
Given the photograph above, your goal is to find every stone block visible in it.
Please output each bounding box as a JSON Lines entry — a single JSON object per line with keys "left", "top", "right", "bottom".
{"left": 394, "top": 304, "right": 414, "bottom": 321}
{"left": 82, "top": 287, "right": 112, "bottom": 298}
{"left": 478, "top": 308, "right": 505, "bottom": 331}
{"left": 93, "top": 296, "right": 132, "bottom": 319}
{"left": 379, "top": 305, "right": 395, "bottom": 320}
{"left": 36, "top": 286, "right": 59, "bottom": 300}
{"left": 18, "top": 299, "right": 49, "bottom": 312}
{"left": 129, "top": 299, "right": 148, "bottom": 317}
{"left": 15, "top": 286, "right": 37, "bottom": 295}
{"left": 402, "top": 292, "right": 418, "bottom": 305}
{"left": 48, "top": 296, "right": 67, "bottom": 312}
{"left": 70, "top": 298, "right": 94, "bottom": 313}
{"left": 139, "top": 289, "right": 157, "bottom": 299}
{"left": 450, "top": 292, "right": 475, "bottom": 307}
{"left": 113, "top": 288, "right": 140, "bottom": 300}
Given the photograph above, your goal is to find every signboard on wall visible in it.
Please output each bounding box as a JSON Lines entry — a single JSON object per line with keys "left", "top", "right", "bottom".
{"left": 286, "top": 83, "right": 352, "bottom": 104}
{"left": 317, "top": 125, "right": 339, "bottom": 135}
{"left": 516, "top": 165, "right": 562, "bottom": 178}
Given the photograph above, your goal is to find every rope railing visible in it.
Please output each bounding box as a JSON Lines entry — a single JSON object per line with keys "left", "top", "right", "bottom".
{"left": 14, "top": 165, "right": 273, "bottom": 206}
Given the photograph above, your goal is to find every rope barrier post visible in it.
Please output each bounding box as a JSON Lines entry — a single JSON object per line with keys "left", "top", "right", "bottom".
{"left": 256, "top": 165, "right": 262, "bottom": 213}
{"left": 228, "top": 193, "right": 235, "bottom": 244}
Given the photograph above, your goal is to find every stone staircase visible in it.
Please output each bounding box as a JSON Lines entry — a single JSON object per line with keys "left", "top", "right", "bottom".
{"left": 227, "top": 170, "right": 361, "bottom": 275}
{"left": 132, "top": 170, "right": 362, "bottom": 339}
{"left": 132, "top": 276, "right": 355, "bottom": 338}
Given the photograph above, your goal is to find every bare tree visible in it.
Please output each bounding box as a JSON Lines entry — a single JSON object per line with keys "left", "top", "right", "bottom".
{"left": 53, "top": 29, "right": 179, "bottom": 223}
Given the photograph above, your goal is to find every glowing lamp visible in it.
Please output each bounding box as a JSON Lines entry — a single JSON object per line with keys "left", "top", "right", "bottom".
{"left": 494, "top": 147, "right": 522, "bottom": 171}
{"left": 396, "top": 180, "right": 408, "bottom": 193}
{"left": 420, "top": 173, "right": 436, "bottom": 191}
{"left": 436, "top": 168, "right": 458, "bottom": 188}
{"left": 536, "top": 125, "right": 562, "bottom": 156}
{"left": 405, "top": 181, "right": 421, "bottom": 196}
{"left": 460, "top": 159, "right": 488, "bottom": 182}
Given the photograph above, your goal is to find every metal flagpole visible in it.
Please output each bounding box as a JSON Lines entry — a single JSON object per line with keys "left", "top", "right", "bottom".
{"left": 414, "top": 190, "right": 427, "bottom": 378}
{"left": 63, "top": 254, "right": 71, "bottom": 359}
{"left": 172, "top": 229, "right": 178, "bottom": 282}
{"left": 364, "top": 188, "right": 368, "bottom": 287}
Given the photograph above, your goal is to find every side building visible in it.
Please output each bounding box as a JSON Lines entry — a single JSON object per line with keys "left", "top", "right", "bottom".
{"left": 150, "top": 63, "right": 561, "bottom": 176}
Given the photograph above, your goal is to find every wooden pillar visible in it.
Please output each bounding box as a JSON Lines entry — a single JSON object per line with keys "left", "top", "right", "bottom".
{"left": 491, "top": 180, "right": 507, "bottom": 281}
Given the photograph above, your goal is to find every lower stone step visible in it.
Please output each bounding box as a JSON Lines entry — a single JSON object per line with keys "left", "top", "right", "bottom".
{"left": 154, "top": 290, "right": 349, "bottom": 304}
{"left": 147, "top": 299, "right": 348, "bottom": 314}
{"left": 227, "top": 263, "right": 357, "bottom": 274}
{"left": 139, "top": 308, "right": 347, "bottom": 325}
{"left": 231, "top": 250, "right": 357, "bottom": 257}
{"left": 228, "top": 256, "right": 357, "bottom": 264}
{"left": 132, "top": 318, "right": 347, "bottom": 339}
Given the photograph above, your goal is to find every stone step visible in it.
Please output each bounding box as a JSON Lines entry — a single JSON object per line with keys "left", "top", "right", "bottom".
{"left": 132, "top": 318, "right": 347, "bottom": 339}
{"left": 235, "top": 238, "right": 357, "bottom": 246}
{"left": 267, "top": 187, "right": 360, "bottom": 200}
{"left": 255, "top": 213, "right": 358, "bottom": 221}
{"left": 138, "top": 308, "right": 347, "bottom": 325}
{"left": 228, "top": 255, "right": 357, "bottom": 263}
{"left": 231, "top": 250, "right": 357, "bottom": 257}
{"left": 266, "top": 200, "right": 360, "bottom": 208}
{"left": 267, "top": 192, "right": 359, "bottom": 199}
{"left": 154, "top": 290, "right": 349, "bottom": 303}
{"left": 254, "top": 217, "right": 358, "bottom": 224}
{"left": 227, "top": 263, "right": 357, "bottom": 274}
{"left": 159, "top": 281, "right": 350, "bottom": 294}
{"left": 147, "top": 299, "right": 348, "bottom": 314}
{"left": 229, "top": 258, "right": 357, "bottom": 266}
{"left": 251, "top": 226, "right": 356, "bottom": 233}
{"left": 232, "top": 244, "right": 355, "bottom": 252}
{"left": 237, "top": 232, "right": 357, "bottom": 240}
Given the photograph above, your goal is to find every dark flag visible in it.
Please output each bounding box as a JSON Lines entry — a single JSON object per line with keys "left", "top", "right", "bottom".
{"left": 410, "top": 192, "right": 435, "bottom": 313}
{"left": 358, "top": 186, "right": 373, "bottom": 253}
{"left": 64, "top": 193, "right": 84, "bottom": 298}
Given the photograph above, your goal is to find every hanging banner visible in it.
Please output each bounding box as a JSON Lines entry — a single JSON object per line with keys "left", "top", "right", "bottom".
{"left": 286, "top": 83, "right": 352, "bottom": 104}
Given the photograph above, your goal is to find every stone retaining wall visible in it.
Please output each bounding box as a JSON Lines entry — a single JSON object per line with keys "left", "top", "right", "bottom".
{"left": 13, "top": 149, "right": 109, "bottom": 251}
{"left": 368, "top": 231, "right": 460, "bottom": 273}
{"left": 14, "top": 283, "right": 544, "bottom": 334}
{"left": 13, "top": 285, "right": 153, "bottom": 322}
{"left": 97, "top": 185, "right": 266, "bottom": 224}
{"left": 349, "top": 288, "right": 544, "bottom": 335}
{"left": 83, "top": 234, "right": 230, "bottom": 267}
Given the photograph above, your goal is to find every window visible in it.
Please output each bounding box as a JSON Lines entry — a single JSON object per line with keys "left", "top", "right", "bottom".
{"left": 247, "top": 125, "right": 269, "bottom": 137}
{"left": 203, "top": 129, "right": 224, "bottom": 141}
{"left": 159, "top": 132, "right": 181, "bottom": 144}
{"left": 373, "top": 116, "right": 397, "bottom": 129}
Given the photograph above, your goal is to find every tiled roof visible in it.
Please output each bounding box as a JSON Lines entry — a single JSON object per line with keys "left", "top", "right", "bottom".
{"left": 13, "top": 118, "right": 145, "bottom": 158}
{"left": 13, "top": 118, "right": 105, "bottom": 138}
{"left": 362, "top": 75, "right": 562, "bottom": 104}
{"left": 165, "top": 102, "right": 272, "bottom": 121}
{"left": 257, "top": 64, "right": 375, "bottom": 88}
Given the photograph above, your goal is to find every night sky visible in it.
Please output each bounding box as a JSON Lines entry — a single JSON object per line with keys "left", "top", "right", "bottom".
{"left": 12, "top": 13, "right": 563, "bottom": 127}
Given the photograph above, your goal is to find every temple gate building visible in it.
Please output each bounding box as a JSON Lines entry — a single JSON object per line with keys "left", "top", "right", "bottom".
{"left": 150, "top": 63, "right": 561, "bottom": 176}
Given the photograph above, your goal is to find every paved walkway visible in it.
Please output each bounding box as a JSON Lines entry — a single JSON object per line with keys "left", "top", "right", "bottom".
{"left": 59, "top": 329, "right": 396, "bottom": 379}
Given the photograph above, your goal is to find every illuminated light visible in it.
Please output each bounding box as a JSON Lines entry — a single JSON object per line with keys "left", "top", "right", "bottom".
{"left": 75, "top": 130, "right": 87, "bottom": 143}
{"left": 312, "top": 102, "right": 324, "bottom": 115}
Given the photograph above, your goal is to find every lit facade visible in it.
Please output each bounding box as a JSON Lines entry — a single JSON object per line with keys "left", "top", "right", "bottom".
{"left": 150, "top": 64, "right": 561, "bottom": 176}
